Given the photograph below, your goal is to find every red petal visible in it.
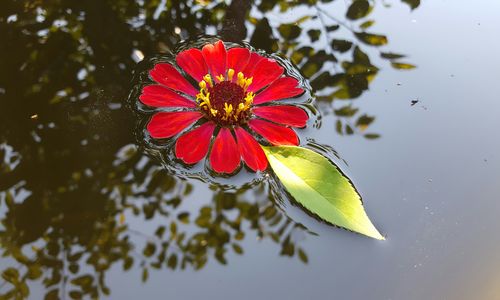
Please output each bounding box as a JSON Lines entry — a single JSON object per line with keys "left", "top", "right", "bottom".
{"left": 253, "top": 77, "right": 304, "bottom": 104}
{"left": 248, "top": 119, "right": 299, "bottom": 146}
{"left": 139, "top": 85, "right": 196, "bottom": 108}
{"left": 253, "top": 105, "right": 308, "bottom": 128}
{"left": 149, "top": 63, "right": 198, "bottom": 97}
{"left": 202, "top": 40, "right": 227, "bottom": 78}
{"left": 248, "top": 58, "right": 284, "bottom": 92}
{"left": 234, "top": 127, "right": 268, "bottom": 172}
{"left": 176, "top": 48, "right": 208, "bottom": 82}
{"left": 175, "top": 122, "right": 215, "bottom": 164}
{"left": 227, "top": 47, "right": 250, "bottom": 76}
{"left": 147, "top": 111, "right": 202, "bottom": 139}
{"left": 241, "top": 52, "right": 265, "bottom": 76}
{"left": 209, "top": 128, "right": 240, "bottom": 174}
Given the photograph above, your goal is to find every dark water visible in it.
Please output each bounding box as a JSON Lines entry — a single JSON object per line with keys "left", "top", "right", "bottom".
{"left": 1, "top": 1, "right": 500, "bottom": 299}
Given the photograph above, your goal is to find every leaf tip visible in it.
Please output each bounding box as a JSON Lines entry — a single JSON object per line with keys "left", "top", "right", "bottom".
{"left": 373, "top": 232, "right": 386, "bottom": 241}
{"left": 368, "top": 226, "right": 386, "bottom": 240}
{"left": 361, "top": 222, "right": 385, "bottom": 241}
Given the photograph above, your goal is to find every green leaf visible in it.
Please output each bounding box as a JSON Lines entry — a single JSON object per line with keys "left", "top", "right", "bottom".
{"left": 332, "top": 88, "right": 352, "bottom": 99}
{"left": 353, "top": 46, "right": 371, "bottom": 65}
{"left": 364, "top": 133, "right": 381, "bottom": 139}
{"left": 311, "top": 72, "right": 342, "bottom": 90}
{"left": 298, "top": 248, "right": 309, "bottom": 264}
{"left": 391, "top": 62, "right": 416, "bottom": 70}
{"left": 380, "top": 52, "right": 406, "bottom": 59}
{"left": 262, "top": 146, "right": 384, "bottom": 240}
{"left": 69, "top": 291, "right": 83, "bottom": 299}
{"left": 345, "top": 124, "right": 354, "bottom": 135}
{"left": 331, "top": 39, "right": 352, "bottom": 53}
{"left": 335, "top": 106, "right": 359, "bottom": 117}
{"left": 143, "top": 242, "right": 156, "bottom": 257}
{"left": 307, "top": 29, "right": 321, "bottom": 42}
{"left": 177, "top": 212, "right": 190, "bottom": 224}
{"left": 294, "top": 15, "right": 312, "bottom": 24}
{"left": 356, "top": 114, "right": 375, "bottom": 130}
{"left": 326, "top": 24, "right": 340, "bottom": 32}
{"left": 70, "top": 275, "right": 92, "bottom": 287}
{"left": 44, "top": 289, "right": 59, "bottom": 300}
{"left": 232, "top": 243, "right": 244, "bottom": 255}
{"left": 402, "top": 0, "right": 420, "bottom": 10}
{"left": 278, "top": 23, "right": 302, "bottom": 40}
{"left": 2, "top": 268, "right": 20, "bottom": 283}
{"left": 359, "top": 20, "right": 375, "bottom": 29}
{"left": 167, "top": 254, "right": 178, "bottom": 269}
{"left": 123, "top": 257, "right": 134, "bottom": 271}
{"left": 257, "top": 0, "right": 277, "bottom": 12}
{"left": 336, "top": 120, "right": 343, "bottom": 135}
{"left": 346, "top": 0, "right": 371, "bottom": 20}
{"left": 354, "top": 32, "right": 388, "bottom": 46}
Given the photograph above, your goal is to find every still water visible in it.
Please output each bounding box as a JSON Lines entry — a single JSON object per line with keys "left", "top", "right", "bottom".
{"left": 1, "top": 0, "right": 500, "bottom": 299}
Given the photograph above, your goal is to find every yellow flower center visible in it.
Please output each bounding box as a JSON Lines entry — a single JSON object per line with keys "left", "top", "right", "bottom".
{"left": 196, "top": 68, "right": 254, "bottom": 126}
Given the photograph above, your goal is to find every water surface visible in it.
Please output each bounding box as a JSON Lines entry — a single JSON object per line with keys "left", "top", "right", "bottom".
{"left": 1, "top": 0, "right": 500, "bottom": 299}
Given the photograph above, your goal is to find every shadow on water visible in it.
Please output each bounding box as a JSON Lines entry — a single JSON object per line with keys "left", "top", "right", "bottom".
{"left": 0, "top": 0, "right": 418, "bottom": 298}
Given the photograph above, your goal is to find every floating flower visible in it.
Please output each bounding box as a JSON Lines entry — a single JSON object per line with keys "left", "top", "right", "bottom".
{"left": 139, "top": 40, "right": 308, "bottom": 174}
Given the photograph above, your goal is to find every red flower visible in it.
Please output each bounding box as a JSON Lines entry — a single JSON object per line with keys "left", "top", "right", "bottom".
{"left": 139, "top": 40, "right": 308, "bottom": 174}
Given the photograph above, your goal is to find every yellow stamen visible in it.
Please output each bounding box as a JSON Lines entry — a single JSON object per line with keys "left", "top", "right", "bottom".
{"left": 237, "top": 72, "right": 244, "bottom": 86}
{"left": 227, "top": 68, "right": 235, "bottom": 81}
{"left": 197, "top": 90, "right": 211, "bottom": 109}
{"left": 210, "top": 108, "right": 218, "bottom": 116}
{"left": 216, "top": 74, "right": 225, "bottom": 82}
{"left": 237, "top": 103, "right": 245, "bottom": 112}
{"left": 203, "top": 74, "right": 213, "bottom": 87}
{"left": 223, "top": 103, "right": 233, "bottom": 120}
{"left": 199, "top": 80, "right": 206, "bottom": 90}
{"left": 236, "top": 71, "right": 253, "bottom": 91}
{"left": 244, "top": 92, "right": 255, "bottom": 105}
{"left": 244, "top": 77, "right": 253, "bottom": 90}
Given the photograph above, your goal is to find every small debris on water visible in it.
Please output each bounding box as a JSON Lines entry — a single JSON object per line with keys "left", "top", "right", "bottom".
{"left": 411, "top": 99, "right": 419, "bottom": 106}
{"left": 30, "top": 114, "right": 38, "bottom": 120}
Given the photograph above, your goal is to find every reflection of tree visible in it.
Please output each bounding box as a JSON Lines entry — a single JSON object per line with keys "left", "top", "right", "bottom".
{"left": 0, "top": 0, "right": 418, "bottom": 298}
{"left": 250, "top": 0, "right": 419, "bottom": 138}
{"left": 1, "top": 145, "right": 307, "bottom": 298}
